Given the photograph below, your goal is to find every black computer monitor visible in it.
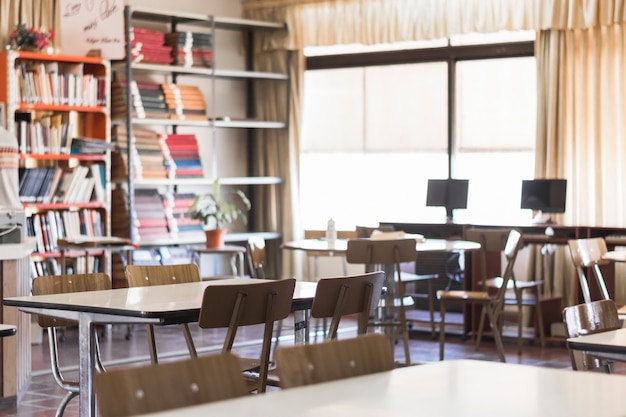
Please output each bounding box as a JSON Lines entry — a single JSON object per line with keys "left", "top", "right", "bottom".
{"left": 426, "top": 179, "right": 469, "bottom": 222}
{"left": 520, "top": 179, "right": 567, "bottom": 223}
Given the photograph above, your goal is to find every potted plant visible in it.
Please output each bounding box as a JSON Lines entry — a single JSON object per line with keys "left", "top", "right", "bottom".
{"left": 187, "top": 179, "right": 251, "bottom": 248}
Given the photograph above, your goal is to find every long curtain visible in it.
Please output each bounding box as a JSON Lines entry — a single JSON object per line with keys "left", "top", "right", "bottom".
{"left": 534, "top": 25, "right": 626, "bottom": 305}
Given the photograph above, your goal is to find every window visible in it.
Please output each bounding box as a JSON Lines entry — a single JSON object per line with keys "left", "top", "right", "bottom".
{"left": 301, "top": 33, "right": 536, "bottom": 230}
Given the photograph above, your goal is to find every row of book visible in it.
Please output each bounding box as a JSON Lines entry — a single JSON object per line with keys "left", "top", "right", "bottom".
{"left": 19, "top": 164, "right": 106, "bottom": 204}
{"left": 15, "top": 61, "right": 107, "bottom": 107}
{"left": 30, "top": 255, "right": 101, "bottom": 278}
{"left": 27, "top": 208, "right": 104, "bottom": 254}
{"left": 111, "top": 81, "right": 207, "bottom": 121}
{"left": 111, "top": 188, "right": 204, "bottom": 244}
{"left": 15, "top": 111, "right": 78, "bottom": 154}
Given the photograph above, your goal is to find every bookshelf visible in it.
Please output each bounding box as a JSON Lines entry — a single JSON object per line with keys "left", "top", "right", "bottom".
{"left": 0, "top": 50, "right": 111, "bottom": 277}
{"left": 110, "top": 6, "right": 288, "bottom": 271}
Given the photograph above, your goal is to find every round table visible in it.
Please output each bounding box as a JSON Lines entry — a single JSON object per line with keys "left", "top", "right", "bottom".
{"left": 282, "top": 237, "right": 481, "bottom": 255}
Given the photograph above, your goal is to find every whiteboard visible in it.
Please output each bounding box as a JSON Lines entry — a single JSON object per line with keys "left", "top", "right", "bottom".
{"left": 59, "top": 0, "right": 125, "bottom": 59}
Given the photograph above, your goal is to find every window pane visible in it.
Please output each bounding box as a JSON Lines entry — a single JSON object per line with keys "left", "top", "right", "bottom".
{"left": 299, "top": 152, "right": 448, "bottom": 230}
{"left": 365, "top": 62, "right": 448, "bottom": 151}
{"left": 301, "top": 68, "right": 364, "bottom": 152}
{"left": 455, "top": 57, "right": 536, "bottom": 151}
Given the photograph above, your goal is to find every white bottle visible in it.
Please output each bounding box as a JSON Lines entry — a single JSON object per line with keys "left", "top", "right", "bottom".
{"left": 326, "top": 218, "right": 337, "bottom": 248}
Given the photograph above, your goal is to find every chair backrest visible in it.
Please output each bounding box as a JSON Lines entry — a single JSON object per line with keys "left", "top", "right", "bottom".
{"left": 275, "top": 333, "right": 394, "bottom": 389}
{"left": 246, "top": 236, "right": 267, "bottom": 279}
{"left": 197, "top": 278, "right": 296, "bottom": 392}
{"left": 124, "top": 263, "right": 200, "bottom": 287}
{"left": 94, "top": 352, "right": 248, "bottom": 417}
{"left": 567, "top": 238, "right": 610, "bottom": 303}
{"left": 355, "top": 225, "right": 395, "bottom": 238}
{"left": 311, "top": 271, "right": 385, "bottom": 339}
{"left": 464, "top": 228, "right": 511, "bottom": 286}
{"left": 465, "top": 229, "right": 523, "bottom": 302}
{"left": 305, "top": 229, "right": 358, "bottom": 258}
{"left": 345, "top": 238, "right": 417, "bottom": 298}
{"left": 562, "top": 299, "right": 621, "bottom": 371}
{"left": 32, "top": 273, "right": 112, "bottom": 327}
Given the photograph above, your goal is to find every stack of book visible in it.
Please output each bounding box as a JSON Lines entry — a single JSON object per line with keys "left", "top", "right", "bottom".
{"left": 170, "top": 192, "right": 205, "bottom": 241}
{"left": 163, "top": 133, "right": 204, "bottom": 178}
{"left": 111, "top": 125, "right": 168, "bottom": 180}
{"left": 161, "top": 83, "right": 208, "bottom": 121}
{"left": 111, "top": 81, "right": 170, "bottom": 120}
{"left": 165, "top": 31, "right": 212, "bottom": 67}
{"left": 130, "top": 27, "right": 173, "bottom": 65}
{"left": 133, "top": 189, "right": 172, "bottom": 243}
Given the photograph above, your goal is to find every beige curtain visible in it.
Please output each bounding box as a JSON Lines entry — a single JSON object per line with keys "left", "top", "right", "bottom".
{"left": 533, "top": 25, "right": 626, "bottom": 306}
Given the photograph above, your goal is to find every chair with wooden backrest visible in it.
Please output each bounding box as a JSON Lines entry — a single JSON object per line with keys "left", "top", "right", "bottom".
{"left": 304, "top": 229, "right": 359, "bottom": 340}
{"left": 562, "top": 299, "right": 621, "bottom": 373}
{"left": 198, "top": 278, "right": 296, "bottom": 393}
{"left": 95, "top": 352, "right": 248, "bottom": 417}
{"left": 567, "top": 237, "right": 611, "bottom": 303}
{"left": 437, "top": 228, "right": 523, "bottom": 362}
{"left": 32, "top": 273, "right": 111, "bottom": 416}
{"left": 311, "top": 271, "right": 386, "bottom": 340}
{"left": 246, "top": 236, "right": 267, "bottom": 279}
{"left": 275, "top": 333, "right": 394, "bottom": 389}
{"left": 467, "top": 228, "right": 545, "bottom": 355}
{"left": 124, "top": 264, "right": 201, "bottom": 364}
{"left": 345, "top": 238, "right": 418, "bottom": 365}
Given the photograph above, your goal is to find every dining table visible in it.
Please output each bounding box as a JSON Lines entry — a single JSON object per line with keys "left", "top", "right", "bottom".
{"left": 128, "top": 359, "right": 626, "bottom": 417}
{"left": 3, "top": 278, "right": 317, "bottom": 417}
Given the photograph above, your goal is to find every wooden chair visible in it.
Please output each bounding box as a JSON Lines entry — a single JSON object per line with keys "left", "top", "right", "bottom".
{"left": 437, "top": 229, "right": 523, "bottom": 362}
{"left": 567, "top": 237, "right": 611, "bottom": 303}
{"left": 467, "top": 228, "right": 545, "bottom": 355}
{"left": 95, "top": 352, "right": 248, "bottom": 417}
{"left": 345, "top": 238, "right": 418, "bottom": 365}
{"left": 246, "top": 236, "right": 267, "bottom": 279}
{"left": 32, "top": 273, "right": 112, "bottom": 416}
{"left": 275, "top": 333, "right": 394, "bottom": 389}
{"left": 124, "top": 264, "right": 201, "bottom": 364}
{"left": 197, "top": 278, "right": 296, "bottom": 393}
{"left": 311, "top": 271, "right": 385, "bottom": 340}
{"left": 562, "top": 299, "right": 621, "bottom": 372}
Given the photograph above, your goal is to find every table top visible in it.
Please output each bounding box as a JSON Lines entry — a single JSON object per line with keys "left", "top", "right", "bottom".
{"left": 282, "top": 238, "right": 481, "bottom": 254}
{"left": 602, "top": 250, "right": 626, "bottom": 262}
{"left": 191, "top": 245, "right": 246, "bottom": 254}
{"left": 4, "top": 279, "right": 316, "bottom": 325}
{"left": 132, "top": 359, "right": 626, "bottom": 417}
{"left": 566, "top": 327, "right": 626, "bottom": 356}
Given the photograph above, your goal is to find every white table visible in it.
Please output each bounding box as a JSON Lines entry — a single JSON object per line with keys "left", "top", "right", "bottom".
{"left": 566, "top": 327, "right": 626, "bottom": 362}
{"left": 4, "top": 278, "right": 316, "bottom": 417}
{"left": 132, "top": 359, "right": 626, "bottom": 417}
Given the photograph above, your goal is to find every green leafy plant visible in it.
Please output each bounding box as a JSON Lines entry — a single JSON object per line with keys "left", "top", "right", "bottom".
{"left": 187, "top": 180, "right": 251, "bottom": 230}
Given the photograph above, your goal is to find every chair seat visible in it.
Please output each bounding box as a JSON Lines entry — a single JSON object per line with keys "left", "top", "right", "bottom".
{"left": 484, "top": 277, "right": 543, "bottom": 290}
{"left": 377, "top": 296, "right": 415, "bottom": 308}
{"left": 437, "top": 290, "right": 492, "bottom": 302}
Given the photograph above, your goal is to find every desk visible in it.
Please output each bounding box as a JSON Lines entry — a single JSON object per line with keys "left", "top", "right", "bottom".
{"left": 566, "top": 327, "right": 626, "bottom": 363}
{"left": 603, "top": 250, "right": 626, "bottom": 263}
{"left": 4, "top": 279, "right": 316, "bottom": 417}
{"left": 131, "top": 359, "right": 626, "bottom": 417}
{"left": 57, "top": 236, "right": 137, "bottom": 275}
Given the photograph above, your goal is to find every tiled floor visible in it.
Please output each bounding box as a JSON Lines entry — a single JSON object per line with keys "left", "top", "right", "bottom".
{"left": 0, "top": 315, "right": 591, "bottom": 417}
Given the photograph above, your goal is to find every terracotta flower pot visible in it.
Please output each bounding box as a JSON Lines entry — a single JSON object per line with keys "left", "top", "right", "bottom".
{"left": 205, "top": 229, "right": 227, "bottom": 248}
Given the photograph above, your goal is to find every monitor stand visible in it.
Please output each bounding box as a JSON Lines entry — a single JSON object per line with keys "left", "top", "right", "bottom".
{"left": 532, "top": 212, "right": 555, "bottom": 224}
